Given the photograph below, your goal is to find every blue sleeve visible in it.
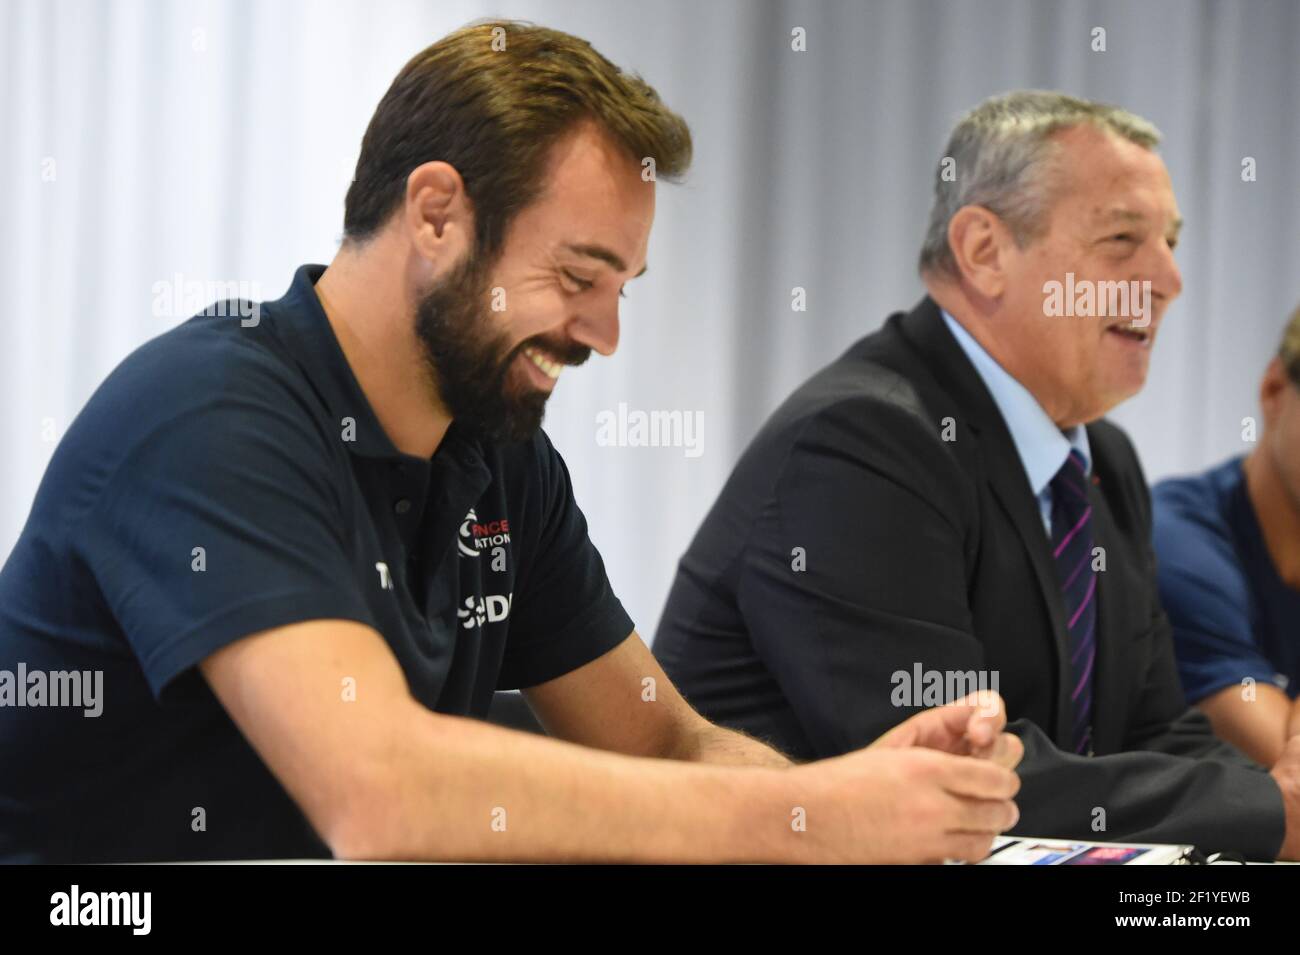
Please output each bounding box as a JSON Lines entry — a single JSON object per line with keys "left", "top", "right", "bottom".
{"left": 76, "top": 369, "right": 378, "bottom": 702}
{"left": 495, "top": 432, "right": 634, "bottom": 689}
{"left": 1152, "top": 487, "right": 1277, "bottom": 705}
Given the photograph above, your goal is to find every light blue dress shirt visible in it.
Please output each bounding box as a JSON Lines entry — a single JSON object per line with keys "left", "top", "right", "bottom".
{"left": 941, "top": 309, "right": 1091, "bottom": 535}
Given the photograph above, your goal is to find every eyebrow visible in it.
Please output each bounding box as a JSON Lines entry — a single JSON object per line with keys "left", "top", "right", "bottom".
{"left": 1097, "top": 208, "right": 1184, "bottom": 236}
{"left": 564, "top": 243, "right": 648, "bottom": 278}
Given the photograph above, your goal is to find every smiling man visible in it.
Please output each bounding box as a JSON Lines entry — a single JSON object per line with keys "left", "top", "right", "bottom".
{"left": 655, "top": 90, "right": 1300, "bottom": 860}
{"left": 0, "top": 20, "right": 1024, "bottom": 863}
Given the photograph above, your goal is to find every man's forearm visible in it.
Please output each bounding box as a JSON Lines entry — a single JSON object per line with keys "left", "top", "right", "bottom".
{"left": 668, "top": 720, "right": 796, "bottom": 768}
{"left": 331, "top": 703, "right": 807, "bottom": 863}
{"left": 1288, "top": 696, "right": 1300, "bottom": 740}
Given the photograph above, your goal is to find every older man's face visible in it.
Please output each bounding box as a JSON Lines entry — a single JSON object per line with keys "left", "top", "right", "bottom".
{"left": 998, "top": 124, "right": 1184, "bottom": 427}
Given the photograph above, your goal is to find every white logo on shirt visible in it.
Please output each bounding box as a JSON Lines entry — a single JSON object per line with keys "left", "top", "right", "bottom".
{"left": 375, "top": 561, "right": 393, "bottom": 590}
{"left": 458, "top": 509, "right": 480, "bottom": 557}
{"left": 457, "top": 593, "right": 513, "bottom": 629}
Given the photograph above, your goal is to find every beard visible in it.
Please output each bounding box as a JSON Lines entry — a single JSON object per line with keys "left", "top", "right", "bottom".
{"left": 414, "top": 251, "right": 590, "bottom": 444}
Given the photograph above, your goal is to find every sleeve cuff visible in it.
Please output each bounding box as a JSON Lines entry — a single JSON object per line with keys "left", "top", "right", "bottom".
{"left": 495, "top": 601, "right": 635, "bottom": 690}
{"left": 139, "top": 589, "right": 379, "bottom": 702}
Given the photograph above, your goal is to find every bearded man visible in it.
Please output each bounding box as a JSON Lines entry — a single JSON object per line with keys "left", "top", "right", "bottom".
{"left": 0, "top": 20, "right": 1021, "bottom": 864}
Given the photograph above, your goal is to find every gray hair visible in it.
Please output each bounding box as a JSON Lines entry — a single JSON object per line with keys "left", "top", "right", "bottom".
{"left": 918, "top": 90, "right": 1162, "bottom": 278}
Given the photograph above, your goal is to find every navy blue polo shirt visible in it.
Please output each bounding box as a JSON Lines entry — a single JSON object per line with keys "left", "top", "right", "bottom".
{"left": 0, "top": 264, "right": 633, "bottom": 862}
{"left": 1152, "top": 456, "right": 1300, "bottom": 705}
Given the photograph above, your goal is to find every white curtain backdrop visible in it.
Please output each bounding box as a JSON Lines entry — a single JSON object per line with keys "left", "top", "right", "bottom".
{"left": 4, "top": 0, "right": 1299, "bottom": 638}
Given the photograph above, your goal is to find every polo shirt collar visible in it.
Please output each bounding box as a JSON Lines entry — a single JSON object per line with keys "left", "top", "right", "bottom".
{"left": 269, "top": 263, "right": 485, "bottom": 470}
{"left": 941, "top": 308, "right": 1091, "bottom": 497}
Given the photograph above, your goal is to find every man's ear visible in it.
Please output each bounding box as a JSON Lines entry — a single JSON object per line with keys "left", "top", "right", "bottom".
{"left": 403, "top": 161, "right": 474, "bottom": 269}
{"left": 947, "top": 205, "right": 1010, "bottom": 300}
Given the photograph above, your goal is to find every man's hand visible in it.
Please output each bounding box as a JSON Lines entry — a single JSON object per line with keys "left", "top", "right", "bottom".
{"left": 784, "top": 739, "right": 1022, "bottom": 863}
{"left": 871, "top": 691, "right": 1024, "bottom": 770}
{"left": 1269, "top": 736, "right": 1300, "bottom": 860}
{"left": 756, "top": 691, "right": 1023, "bottom": 863}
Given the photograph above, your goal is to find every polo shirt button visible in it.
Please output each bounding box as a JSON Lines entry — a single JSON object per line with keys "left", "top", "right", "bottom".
{"left": 394, "top": 499, "right": 411, "bottom": 515}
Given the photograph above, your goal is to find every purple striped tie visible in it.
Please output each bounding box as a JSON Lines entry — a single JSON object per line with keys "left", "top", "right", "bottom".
{"left": 1049, "top": 448, "right": 1095, "bottom": 755}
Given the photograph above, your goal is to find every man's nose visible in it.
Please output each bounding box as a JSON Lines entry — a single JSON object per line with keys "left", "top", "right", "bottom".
{"left": 1147, "top": 239, "right": 1183, "bottom": 305}
{"left": 568, "top": 301, "right": 620, "bottom": 357}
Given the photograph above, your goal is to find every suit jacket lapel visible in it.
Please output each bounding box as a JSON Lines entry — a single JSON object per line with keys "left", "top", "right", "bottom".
{"left": 899, "top": 297, "right": 1074, "bottom": 746}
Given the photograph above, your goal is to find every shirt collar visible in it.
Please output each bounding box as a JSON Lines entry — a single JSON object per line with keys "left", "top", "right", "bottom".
{"left": 941, "top": 308, "right": 1091, "bottom": 497}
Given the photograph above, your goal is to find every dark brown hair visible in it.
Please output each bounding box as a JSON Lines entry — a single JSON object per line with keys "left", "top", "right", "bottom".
{"left": 343, "top": 19, "right": 692, "bottom": 260}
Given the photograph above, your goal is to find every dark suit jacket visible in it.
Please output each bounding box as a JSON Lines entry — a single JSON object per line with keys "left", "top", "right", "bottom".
{"left": 655, "top": 296, "right": 1285, "bottom": 859}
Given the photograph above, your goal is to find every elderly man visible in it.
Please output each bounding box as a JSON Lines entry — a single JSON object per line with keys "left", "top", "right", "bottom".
{"left": 656, "top": 90, "right": 1300, "bottom": 860}
{"left": 0, "top": 20, "right": 1022, "bottom": 864}
{"left": 1153, "top": 308, "right": 1300, "bottom": 767}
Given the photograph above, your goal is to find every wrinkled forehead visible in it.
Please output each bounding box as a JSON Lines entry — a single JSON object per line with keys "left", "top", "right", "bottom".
{"left": 1047, "top": 126, "right": 1181, "bottom": 226}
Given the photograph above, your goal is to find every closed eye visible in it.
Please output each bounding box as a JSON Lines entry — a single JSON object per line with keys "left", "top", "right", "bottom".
{"left": 562, "top": 270, "right": 594, "bottom": 292}
{"left": 564, "top": 269, "right": 629, "bottom": 299}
